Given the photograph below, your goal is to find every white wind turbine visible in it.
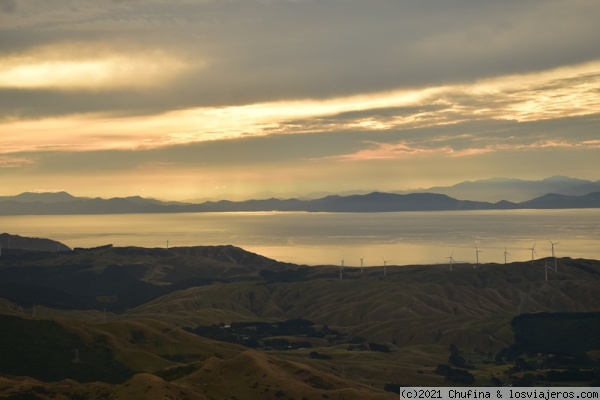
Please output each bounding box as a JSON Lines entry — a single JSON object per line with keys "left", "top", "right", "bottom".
{"left": 360, "top": 257, "right": 364, "bottom": 273}
{"left": 529, "top": 243, "right": 537, "bottom": 264}
{"left": 544, "top": 259, "right": 554, "bottom": 281}
{"left": 548, "top": 239, "right": 559, "bottom": 272}
{"left": 503, "top": 246, "right": 510, "bottom": 264}
{"left": 382, "top": 257, "right": 389, "bottom": 277}
{"left": 474, "top": 246, "right": 482, "bottom": 266}
{"left": 447, "top": 251, "right": 456, "bottom": 272}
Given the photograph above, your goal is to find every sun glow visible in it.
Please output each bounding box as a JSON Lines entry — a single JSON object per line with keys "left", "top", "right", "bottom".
{"left": 1, "top": 61, "right": 599, "bottom": 155}
{"left": 0, "top": 52, "right": 190, "bottom": 90}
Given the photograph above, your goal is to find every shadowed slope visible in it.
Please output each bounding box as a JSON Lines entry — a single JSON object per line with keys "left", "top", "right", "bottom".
{"left": 180, "top": 350, "right": 394, "bottom": 400}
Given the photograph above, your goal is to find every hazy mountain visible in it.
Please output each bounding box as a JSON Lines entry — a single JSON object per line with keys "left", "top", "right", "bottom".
{"left": 0, "top": 191, "right": 82, "bottom": 203}
{"left": 2, "top": 189, "right": 600, "bottom": 214}
{"left": 204, "top": 177, "right": 600, "bottom": 203}
{"left": 559, "top": 180, "right": 600, "bottom": 196}
{"left": 518, "top": 192, "right": 600, "bottom": 209}
{"left": 413, "top": 176, "right": 598, "bottom": 202}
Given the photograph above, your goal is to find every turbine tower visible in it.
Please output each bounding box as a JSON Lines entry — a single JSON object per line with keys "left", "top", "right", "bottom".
{"left": 360, "top": 257, "right": 364, "bottom": 273}
{"left": 340, "top": 260, "right": 344, "bottom": 281}
{"left": 503, "top": 246, "right": 510, "bottom": 264}
{"left": 529, "top": 243, "right": 537, "bottom": 264}
{"left": 475, "top": 246, "right": 482, "bottom": 266}
{"left": 382, "top": 257, "right": 389, "bottom": 277}
{"left": 446, "top": 251, "right": 455, "bottom": 272}
{"left": 544, "top": 259, "right": 554, "bottom": 281}
{"left": 548, "top": 239, "right": 559, "bottom": 272}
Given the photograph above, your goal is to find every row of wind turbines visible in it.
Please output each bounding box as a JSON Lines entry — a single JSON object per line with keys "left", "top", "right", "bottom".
{"left": 447, "top": 239, "right": 560, "bottom": 281}
{"left": 337, "top": 240, "right": 561, "bottom": 281}
{"left": 447, "top": 240, "right": 559, "bottom": 269}
{"left": 338, "top": 257, "right": 390, "bottom": 280}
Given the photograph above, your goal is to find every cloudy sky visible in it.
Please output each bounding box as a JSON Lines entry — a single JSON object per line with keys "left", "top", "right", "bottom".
{"left": 1, "top": 0, "right": 599, "bottom": 201}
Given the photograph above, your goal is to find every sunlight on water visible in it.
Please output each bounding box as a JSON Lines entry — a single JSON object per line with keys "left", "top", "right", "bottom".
{"left": 1, "top": 209, "right": 599, "bottom": 266}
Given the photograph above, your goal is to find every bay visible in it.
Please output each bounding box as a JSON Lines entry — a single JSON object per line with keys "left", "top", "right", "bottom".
{"left": 1, "top": 209, "right": 599, "bottom": 266}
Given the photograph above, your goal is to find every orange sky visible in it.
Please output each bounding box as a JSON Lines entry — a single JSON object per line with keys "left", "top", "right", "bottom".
{"left": 1, "top": 1, "right": 599, "bottom": 200}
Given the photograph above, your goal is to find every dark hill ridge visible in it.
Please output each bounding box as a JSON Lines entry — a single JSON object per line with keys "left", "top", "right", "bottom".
{"left": 1, "top": 190, "right": 600, "bottom": 214}
{"left": 0, "top": 244, "right": 294, "bottom": 311}
{"left": 0, "top": 233, "right": 71, "bottom": 252}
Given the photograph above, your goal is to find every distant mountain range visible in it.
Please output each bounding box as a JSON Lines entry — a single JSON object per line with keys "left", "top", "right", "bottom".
{"left": 188, "top": 176, "right": 600, "bottom": 203}
{"left": 0, "top": 192, "right": 600, "bottom": 215}
{"left": 0, "top": 190, "right": 599, "bottom": 215}
{"left": 410, "top": 176, "right": 600, "bottom": 202}
{"left": 1, "top": 177, "right": 599, "bottom": 215}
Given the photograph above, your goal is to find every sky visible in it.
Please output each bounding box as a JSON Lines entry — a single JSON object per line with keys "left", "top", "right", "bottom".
{"left": 1, "top": 0, "right": 599, "bottom": 201}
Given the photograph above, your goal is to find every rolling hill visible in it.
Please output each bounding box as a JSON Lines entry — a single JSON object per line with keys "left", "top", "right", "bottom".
{"left": 0, "top": 244, "right": 598, "bottom": 396}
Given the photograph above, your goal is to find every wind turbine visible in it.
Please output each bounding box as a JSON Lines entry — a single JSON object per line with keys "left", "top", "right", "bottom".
{"left": 446, "top": 251, "right": 455, "bottom": 272}
{"left": 503, "top": 246, "right": 510, "bottom": 264}
{"left": 382, "top": 257, "right": 389, "bottom": 277}
{"left": 360, "top": 257, "right": 364, "bottom": 273}
{"left": 543, "top": 259, "right": 555, "bottom": 281}
{"left": 340, "top": 260, "right": 344, "bottom": 281}
{"left": 474, "top": 246, "right": 482, "bottom": 266}
{"left": 529, "top": 243, "right": 537, "bottom": 264}
{"left": 548, "top": 239, "right": 559, "bottom": 272}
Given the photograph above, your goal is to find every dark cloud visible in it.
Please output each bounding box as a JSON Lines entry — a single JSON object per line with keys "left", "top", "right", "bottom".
{"left": 1, "top": 0, "right": 599, "bottom": 117}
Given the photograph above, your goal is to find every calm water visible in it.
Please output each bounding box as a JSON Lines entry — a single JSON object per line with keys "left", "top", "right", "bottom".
{"left": 1, "top": 209, "right": 599, "bottom": 266}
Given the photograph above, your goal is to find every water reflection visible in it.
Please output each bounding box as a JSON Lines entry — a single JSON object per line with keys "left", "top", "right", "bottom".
{"left": 1, "top": 209, "right": 598, "bottom": 266}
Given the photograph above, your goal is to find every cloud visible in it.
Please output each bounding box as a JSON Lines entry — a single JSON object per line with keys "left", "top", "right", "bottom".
{"left": 0, "top": 0, "right": 16, "bottom": 14}
{"left": 1, "top": 60, "right": 599, "bottom": 158}
{"left": 0, "top": 49, "right": 192, "bottom": 90}
{"left": 1, "top": 0, "right": 600, "bottom": 119}
{"left": 0, "top": 155, "right": 34, "bottom": 168}
{"left": 1, "top": 1, "right": 599, "bottom": 199}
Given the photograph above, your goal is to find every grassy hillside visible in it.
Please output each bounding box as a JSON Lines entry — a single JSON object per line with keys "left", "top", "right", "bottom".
{"left": 0, "top": 314, "right": 393, "bottom": 399}
{"left": 131, "top": 258, "right": 600, "bottom": 349}
{"left": 0, "top": 246, "right": 598, "bottom": 396}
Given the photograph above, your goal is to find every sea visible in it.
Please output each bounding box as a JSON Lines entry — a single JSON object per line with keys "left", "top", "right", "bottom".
{"left": 1, "top": 209, "right": 599, "bottom": 266}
